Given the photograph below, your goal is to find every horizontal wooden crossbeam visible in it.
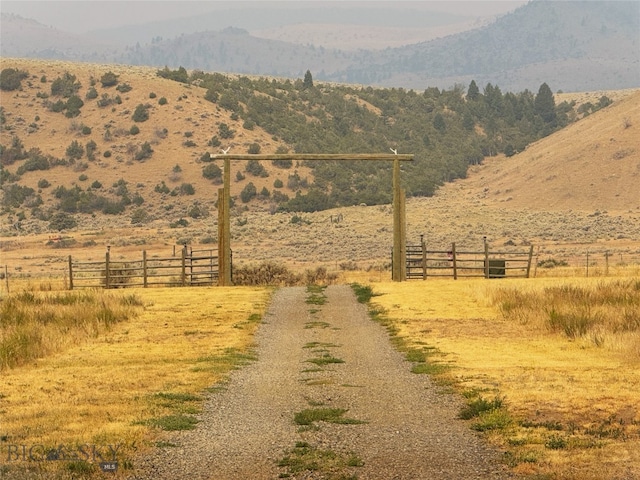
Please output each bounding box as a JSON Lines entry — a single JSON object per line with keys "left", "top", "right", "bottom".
{"left": 209, "top": 153, "right": 414, "bottom": 162}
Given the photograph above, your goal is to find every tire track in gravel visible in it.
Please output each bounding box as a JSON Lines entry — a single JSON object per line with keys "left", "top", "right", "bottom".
{"left": 130, "top": 285, "right": 512, "bottom": 479}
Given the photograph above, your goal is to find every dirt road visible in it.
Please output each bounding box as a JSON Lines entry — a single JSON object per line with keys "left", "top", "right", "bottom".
{"left": 131, "top": 285, "right": 512, "bottom": 479}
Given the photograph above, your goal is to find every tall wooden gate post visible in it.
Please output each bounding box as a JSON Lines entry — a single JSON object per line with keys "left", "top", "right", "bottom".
{"left": 217, "top": 187, "right": 225, "bottom": 285}
{"left": 223, "top": 157, "right": 232, "bottom": 285}
{"left": 392, "top": 158, "right": 407, "bottom": 282}
{"left": 217, "top": 157, "right": 233, "bottom": 286}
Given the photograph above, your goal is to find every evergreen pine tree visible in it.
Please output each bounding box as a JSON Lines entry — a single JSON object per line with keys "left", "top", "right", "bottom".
{"left": 466, "top": 80, "right": 480, "bottom": 101}
{"left": 303, "top": 70, "right": 314, "bottom": 89}
{"left": 534, "top": 82, "right": 556, "bottom": 124}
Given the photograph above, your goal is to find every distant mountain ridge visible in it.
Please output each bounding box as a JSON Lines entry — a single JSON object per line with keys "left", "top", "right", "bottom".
{"left": 330, "top": 0, "right": 640, "bottom": 91}
{"left": 1, "top": 1, "right": 638, "bottom": 92}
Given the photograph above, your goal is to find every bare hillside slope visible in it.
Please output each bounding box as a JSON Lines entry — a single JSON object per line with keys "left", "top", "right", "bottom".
{"left": 452, "top": 90, "right": 640, "bottom": 213}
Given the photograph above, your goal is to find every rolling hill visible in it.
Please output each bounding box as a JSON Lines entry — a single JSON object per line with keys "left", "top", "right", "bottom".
{"left": 452, "top": 89, "right": 640, "bottom": 213}
{"left": 1, "top": 58, "right": 639, "bottom": 276}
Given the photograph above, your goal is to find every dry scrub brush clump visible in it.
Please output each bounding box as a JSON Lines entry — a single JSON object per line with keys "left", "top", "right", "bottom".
{"left": 493, "top": 279, "right": 640, "bottom": 356}
{"left": 0, "top": 290, "right": 142, "bottom": 370}
{"left": 233, "top": 262, "right": 338, "bottom": 286}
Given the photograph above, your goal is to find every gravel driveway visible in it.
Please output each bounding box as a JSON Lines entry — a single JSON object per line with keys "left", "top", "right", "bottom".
{"left": 130, "top": 285, "right": 512, "bottom": 479}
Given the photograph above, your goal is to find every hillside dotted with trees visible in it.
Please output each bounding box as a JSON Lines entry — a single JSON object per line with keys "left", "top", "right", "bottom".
{"left": 0, "top": 62, "right": 612, "bottom": 232}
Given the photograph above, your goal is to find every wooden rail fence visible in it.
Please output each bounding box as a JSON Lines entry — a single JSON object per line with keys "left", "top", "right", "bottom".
{"left": 68, "top": 247, "right": 219, "bottom": 289}
{"left": 404, "top": 241, "right": 534, "bottom": 280}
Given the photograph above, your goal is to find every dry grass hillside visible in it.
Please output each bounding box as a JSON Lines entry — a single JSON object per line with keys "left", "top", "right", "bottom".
{"left": 0, "top": 57, "right": 311, "bottom": 231}
{"left": 457, "top": 89, "right": 640, "bottom": 213}
{"left": 1, "top": 58, "right": 639, "bottom": 277}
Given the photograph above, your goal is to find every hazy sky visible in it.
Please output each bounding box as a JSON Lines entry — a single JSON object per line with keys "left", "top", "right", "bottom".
{"left": 1, "top": 1, "right": 528, "bottom": 34}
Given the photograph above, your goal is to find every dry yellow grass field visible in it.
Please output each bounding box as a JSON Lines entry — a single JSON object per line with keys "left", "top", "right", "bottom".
{"left": 363, "top": 276, "right": 640, "bottom": 479}
{"left": 1, "top": 284, "right": 272, "bottom": 478}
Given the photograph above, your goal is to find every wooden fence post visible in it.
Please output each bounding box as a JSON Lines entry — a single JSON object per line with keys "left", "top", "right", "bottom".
{"left": 452, "top": 242, "right": 458, "bottom": 280}
{"left": 210, "top": 249, "right": 215, "bottom": 283}
{"left": 4, "top": 265, "right": 9, "bottom": 294}
{"left": 421, "top": 235, "right": 427, "bottom": 280}
{"left": 143, "top": 250, "right": 148, "bottom": 288}
{"left": 605, "top": 251, "right": 609, "bottom": 276}
{"left": 181, "top": 246, "right": 187, "bottom": 286}
{"left": 484, "top": 241, "right": 490, "bottom": 279}
{"left": 586, "top": 251, "right": 590, "bottom": 278}
{"left": 68, "top": 255, "right": 74, "bottom": 290}
{"left": 105, "top": 250, "right": 111, "bottom": 289}
{"left": 526, "top": 245, "right": 534, "bottom": 278}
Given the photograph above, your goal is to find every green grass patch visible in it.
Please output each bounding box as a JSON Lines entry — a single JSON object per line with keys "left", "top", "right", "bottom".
{"left": 301, "top": 367, "right": 324, "bottom": 373}
{"left": 144, "top": 414, "right": 199, "bottom": 431}
{"left": 303, "top": 341, "right": 339, "bottom": 349}
{"left": 471, "top": 408, "right": 513, "bottom": 432}
{"left": 153, "top": 392, "right": 201, "bottom": 402}
{"left": 205, "top": 383, "right": 228, "bottom": 394}
{"left": 307, "top": 354, "right": 345, "bottom": 366}
{"left": 410, "top": 362, "right": 451, "bottom": 375}
{"left": 405, "top": 348, "right": 426, "bottom": 363}
{"left": 302, "top": 378, "right": 335, "bottom": 386}
{"left": 277, "top": 441, "right": 363, "bottom": 478}
{"left": 192, "top": 347, "right": 257, "bottom": 373}
{"left": 304, "top": 321, "right": 331, "bottom": 329}
{"left": 459, "top": 396, "right": 504, "bottom": 420}
{"left": 151, "top": 391, "right": 202, "bottom": 414}
{"left": 545, "top": 433, "right": 568, "bottom": 450}
{"left": 307, "top": 285, "right": 327, "bottom": 294}
{"left": 306, "top": 294, "right": 326, "bottom": 306}
{"left": 350, "top": 283, "right": 377, "bottom": 303}
{"left": 294, "top": 408, "right": 366, "bottom": 426}
{"left": 306, "top": 285, "right": 327, "bottom": 306}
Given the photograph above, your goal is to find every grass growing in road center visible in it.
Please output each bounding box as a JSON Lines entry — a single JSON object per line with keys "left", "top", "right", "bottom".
{"left": 306, "top": 353, "right": 345, "bottom": 366}
{"left": 306, "top": 285, "right": 327, "bottom": 305}
{"left": 294, "top": 408, "right": 366, "bottom": 426}
{"left": 278, "top": 441, "right": 363, "bottom": 478}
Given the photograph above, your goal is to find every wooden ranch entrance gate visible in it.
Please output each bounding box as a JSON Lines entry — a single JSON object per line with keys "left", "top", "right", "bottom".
{"left": 210, "top": 153, "right": 413, "bottom": 285}
{"left": 68, "top": 247, "right": 218, "bottom": 289}
{"left": 404, "top": 240, "right": 534, "bottom": 280}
